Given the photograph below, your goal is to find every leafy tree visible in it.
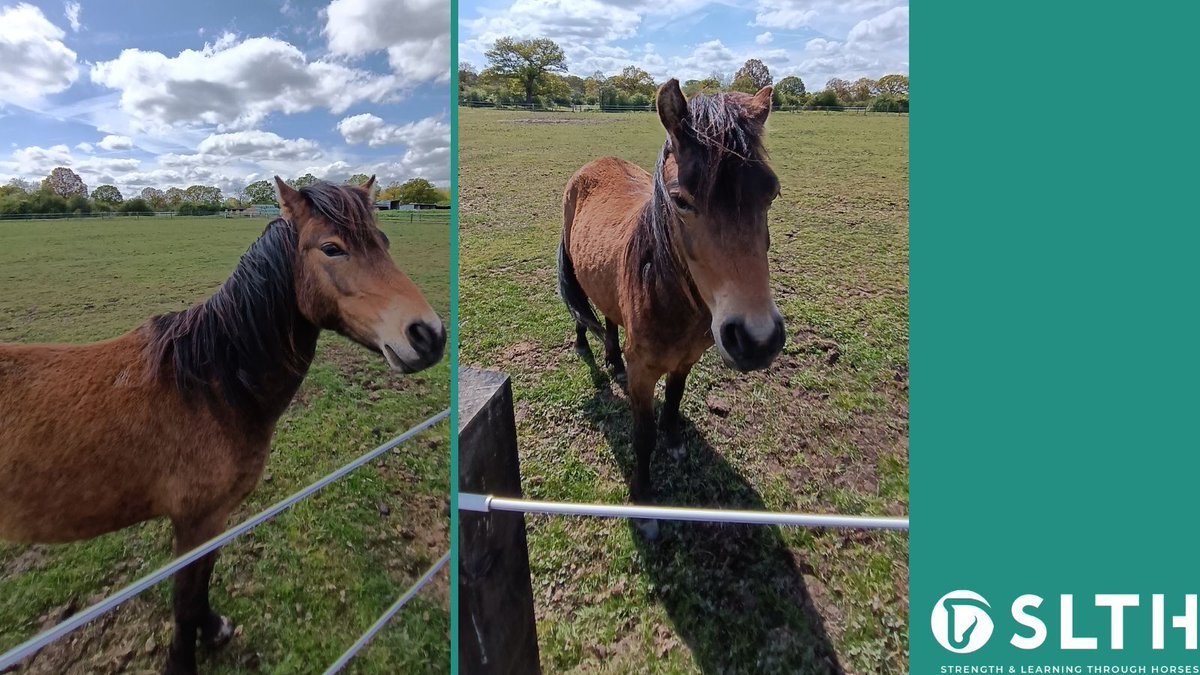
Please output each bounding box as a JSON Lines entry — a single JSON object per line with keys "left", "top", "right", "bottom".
{"left": 710, "top": 70, "right": 732, "bottom": 89}
{"left": 165, "top": 187, "right": 186, "bottom": 207}
{"left": 851, "top": 77, "right": 878, "bottom": 102}
{"left": 120, "top": 198, "right": 153, "bottom": 215}
{"left": 825, "top": 78, "right": 852, "bottom": 104}
{"left": 868, "top": 94, "right": 908, "bottom": 113}
{"left": 483, "top": 37, "right": 568, "bottom": 105}
{"left": 140, "top": 187, "right": 167, "bottom": 210}
{"left": 184, "top": 185, "right": 222, "bottom": 205}
{"left": 41, "top": 167, "right": 88, "bottom": 199}
{"left": 561, "top": 74, "right": 587, "bottom": 102}
{"left": 67, "top": 195, "right": 91, "bottom": 214}
{"left": 242, "top": 180, "right": 276, "bottom": 205}
{"left": 776, "top": 75, "right": 806, "bottom": 98}
{"left": 808, "top": 90, "right": 841, "bottom": 109}
{"left": 30, "top": 192, "right": 69, "bottom": 214}
{"left": 459, "top": 61, "right": 478, "bottom": 90}
{"left": 290, "top": 173, "right": 318, "bottom": 188}
{"left": 385, "top": 178, "right": 441, "bottom": 205}
{"left": 609, "top": 66, "right": 656, "bottom": 97}
{"left": 730, "top": 76, "right": 760, "bottom": 94}
{"left": 5, "top": 178, "right": 36, "bottom": 194}
{"left": 734, "top": 59, "right": 772, "bottom": 89}
{"left": 92, "top": 184, "right": 123, "bottom": 205}
{"left": 346, "top": 173, "right": 381, "bottom": 200}
{"left": 876, "top": 74, "right": 909, "bottom": 97}
{"left": 682, "top": 78, "right": 722, "bottom": 97}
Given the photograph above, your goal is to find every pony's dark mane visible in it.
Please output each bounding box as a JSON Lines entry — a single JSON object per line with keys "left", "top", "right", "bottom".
{"left": 146, "top": 218, "right": 308, "bottom": 413}
{"left": 675, "top": 92, "right": 770, "bottom": 206}
{"left": 627, "top": 92, "right": 771, "bottom": 308}
{"left": 299, "top": 181, "right": 378, "bottom": 246}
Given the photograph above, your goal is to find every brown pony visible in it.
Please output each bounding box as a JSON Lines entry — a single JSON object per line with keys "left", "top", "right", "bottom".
{"left": 0, "top": 177, "right": 445, "bottom": 674}
{"left": 559, "top": 80, "right": 785, "bottom": 534}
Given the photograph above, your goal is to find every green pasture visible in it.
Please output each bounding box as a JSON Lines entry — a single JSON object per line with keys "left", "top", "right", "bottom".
{"left": 0, "top": 216, "right": 451, "bottom": 674}
{"left": 459, "top": 109, "right": 909, "bottom": 674}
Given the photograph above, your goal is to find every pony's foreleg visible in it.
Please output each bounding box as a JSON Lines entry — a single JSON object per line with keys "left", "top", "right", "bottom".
{"left": 603, "top": 318, "right": 626, "bottom": 383}
{"left": 165, "top": 510, "right": 234, "bottom": 675}
{"left": 626, "top": 359, "right": 662, "bottom": 539}
{"left": 660, "top": 367, "right": 692, "bottom": 460}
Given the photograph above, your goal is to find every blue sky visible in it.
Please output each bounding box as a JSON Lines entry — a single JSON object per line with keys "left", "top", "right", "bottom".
{"left": 0, "top": 0, "right": 451, "bottom": 199}
{"left": 460, "top": 0, "right": 907, "bottom": 90}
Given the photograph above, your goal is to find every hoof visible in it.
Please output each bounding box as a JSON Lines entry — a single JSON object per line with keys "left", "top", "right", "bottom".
{"left": 635, "top": 518, "right": 660, "bottom": 540}
{"left": 666, "top": 443, "right": 686, "bottom": 460}
{"left": 201, "top": 615, "right": 234, "bottom": 650}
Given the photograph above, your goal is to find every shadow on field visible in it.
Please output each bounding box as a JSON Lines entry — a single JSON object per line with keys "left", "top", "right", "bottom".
{"left": 577, "top": 351, "right": 844, "bottom": 675}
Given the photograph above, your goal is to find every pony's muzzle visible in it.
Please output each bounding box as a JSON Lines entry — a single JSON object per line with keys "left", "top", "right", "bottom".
{"left": 716, "top": 313, "right": 785, "bottom": 372}
{"left": 381, "top": 319, "right": 446, "bottom": 373}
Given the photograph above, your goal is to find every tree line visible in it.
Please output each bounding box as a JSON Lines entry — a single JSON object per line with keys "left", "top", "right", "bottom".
{"left": 0, "top": 168, "right": 450, "bottom": 217}
{"left": 461, "top": 37, "right": 908, "bottom": 113}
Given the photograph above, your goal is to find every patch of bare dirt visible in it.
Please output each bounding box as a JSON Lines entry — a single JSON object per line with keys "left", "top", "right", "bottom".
{"left": 508, "top": 118, "right": 609, "bottom": 125}
{"left": 2, "top": 547, "right": 49, "bottom": 577}
{"left": 5, "top": 598, "right": 169, "bottom": 675}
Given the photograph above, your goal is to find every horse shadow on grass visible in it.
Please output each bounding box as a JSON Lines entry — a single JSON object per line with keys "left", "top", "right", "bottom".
{"left": 576, "top": 352, "right": 844, "bottom": 675}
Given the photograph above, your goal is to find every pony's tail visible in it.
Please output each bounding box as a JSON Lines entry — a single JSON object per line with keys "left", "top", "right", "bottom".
{"left": 558, "top": 238, "right": 602, "bottom": 335}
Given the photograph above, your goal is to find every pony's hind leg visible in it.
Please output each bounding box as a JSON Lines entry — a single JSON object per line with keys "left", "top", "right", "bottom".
{"left": 165, "top": 510, "right": 234, "bottom": 675}
{"left": 603, "top": 318, "right": 626, "bottom": 383}
{"left": 574, "top": 323, "right": 592, "bottom": 357}
{"left": 660, "top": 367, "right": 692, "bottom": 460}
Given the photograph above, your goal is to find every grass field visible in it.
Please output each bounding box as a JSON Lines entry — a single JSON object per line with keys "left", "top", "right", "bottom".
{"left": 459, "top": 108, "right": 909, "bottom": 674}
{"left": 0, "top": 216, "right": 451, "bottom": 673}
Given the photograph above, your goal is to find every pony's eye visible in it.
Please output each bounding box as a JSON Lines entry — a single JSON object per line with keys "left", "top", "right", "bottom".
{"left": 670, "top": 194, "right": 695, "bottom": 213}
{"left": 320, "top": 243, "right": 346, "bottom": 257}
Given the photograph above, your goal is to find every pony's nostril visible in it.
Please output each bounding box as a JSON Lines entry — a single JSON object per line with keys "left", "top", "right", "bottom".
{"left": 720, "top": 320, "right": 748, "bottom": 358}
{"left": 406, "top": 322, "right": 439, "bottom": 355}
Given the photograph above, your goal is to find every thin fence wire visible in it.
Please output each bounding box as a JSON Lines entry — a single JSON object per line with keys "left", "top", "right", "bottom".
{"left": 0, "top": 211, "right": 178, "bottom": 221}
{"left": 322, "top": 551, "right": 451, "bottom": 675}
{"left": 459, "top": 493, "right": 909, "bottom": 531}
{"left": 0, "top": 409, "right": 450, "bottom": 671}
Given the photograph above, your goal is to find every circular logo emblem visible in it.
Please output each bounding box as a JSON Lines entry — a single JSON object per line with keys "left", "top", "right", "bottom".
{"left": 932, "top": 590, "right": 993, "bottom": 653}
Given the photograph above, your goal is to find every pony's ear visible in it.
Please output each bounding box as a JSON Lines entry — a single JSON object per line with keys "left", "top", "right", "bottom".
{"left": 361, "top": 175, "right": 376, "bottom": 194}
{"left": 656, "top": 78, "right": 688, "bottom": 144}
{"left": 748, "top": 85, "right": 773, "bottom": 124}
{"left": 274, "top": 176, "right": 303, "bottom": 219}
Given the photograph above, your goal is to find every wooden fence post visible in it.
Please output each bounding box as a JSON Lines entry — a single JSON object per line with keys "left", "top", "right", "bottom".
{"left": 458, "top": 368, "right": 541, "bottom": 674}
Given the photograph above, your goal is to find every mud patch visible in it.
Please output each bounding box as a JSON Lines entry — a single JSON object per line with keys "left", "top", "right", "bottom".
{"left": 508, "top": 118, "right": 610, "bottom": 126}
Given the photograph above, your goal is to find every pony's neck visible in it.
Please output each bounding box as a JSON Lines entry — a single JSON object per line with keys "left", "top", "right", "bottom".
{"left": 149, "top": 220, "right": 319, "bottom": 428}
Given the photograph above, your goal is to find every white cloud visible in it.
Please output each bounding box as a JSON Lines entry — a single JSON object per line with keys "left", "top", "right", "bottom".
{"left": 97, "top": 134, "right": 133, "bottom": 150}
{"left": 75, "top": 142, "right": 94, "bottom": 153}
{"left": 464, "top": 0, "right": 644, "bottom": 75}
{"left": 195, "top": 130, "right": 322, "bottom": 161}
{"left": 462, "top": 0, "right": 905, "bottom": 87}
{"left": 0, "top": 3, "right": 79, "bottom": 105}
{"left": 90, "top": 33, "right": 399, "bottom": 134}
{"left": 324, "top": 0, "right": 451, "bottom": 83}
{"left": 785, "top": 5, "right": 908, "bottom": 87}
{"left": 64, "top": 1, "right": 81, "bottom": 31}
{"left": 337, "top": 114, "right": 449, "bottom": 184}
{"left": 752, "top": 0, "right": 816, "bottom": 29}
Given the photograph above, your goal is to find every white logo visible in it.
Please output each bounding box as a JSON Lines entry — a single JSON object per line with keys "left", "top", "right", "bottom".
{"left": 932, "top": 590, "right": 994, "bottom": 653}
